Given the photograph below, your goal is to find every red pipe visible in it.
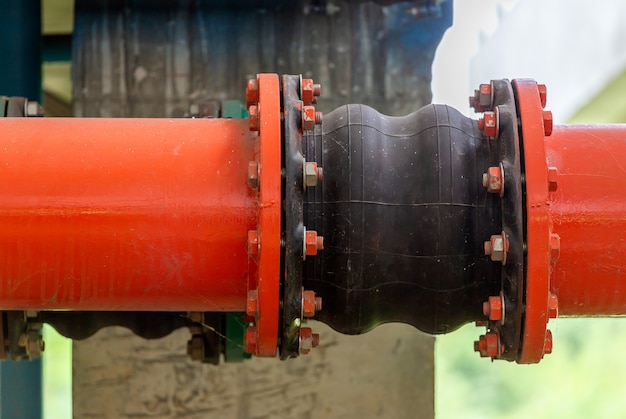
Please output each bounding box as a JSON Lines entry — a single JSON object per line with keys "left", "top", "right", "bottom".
{"left": 546, "top": 124, "right": 626, "bottom": 316}
{"left": 0, "top": 117, "right": 257, "bottom": 311}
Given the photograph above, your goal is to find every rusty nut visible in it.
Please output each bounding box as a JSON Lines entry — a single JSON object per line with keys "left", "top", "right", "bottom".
{"left": 247, "top": 289, "right": 258, "bottom": 317}
{"left": 543, "top": 110, "right": 553, "bottom": 136}
{"left": 305, "top": 230, "right": 324, "bottom": 257}
{"left": 483, "top": 165, "right": 503, "bottom": 195}
{"left": 548, "top": 166, "right": 558, "bottom": 192}
{"left": 485, "top": 234, "right": 508, "bottom": 263}
{"left": 538, "top": 83, "right": 547, "bottom": 108}
{"left": 304, "top": 162, "right": 322, "bottom": 187}
{"left": 474, "top": 332, "right": 500, "bottom": 358}
{"left": 479, "top": 110, "right": 498, "bottom": 138}
{"left": 482, "top": 295, "right": 503, "bottom": 321}
{"left": 302, "top": 290, "right": 319, "bottom": 317}
{"left": 301, "top": 79, "right": 320, "bottom": 105}
{"left": 248, "top": 230, "right": 259, "bottom": 255}
{"left": 248, "top": 161, "right": 259, "bottom": 189}
{"left": 302, "top": 105, "right": 316, "bottom": 131}
{"left": 244, "top": 326, "right": 258, "bottom": 354}
{"left": 246, "top": 78, "right": 259, "bottom": 108}
{"left": 249, "top": 104, "right": 259, "bottom": 131}
{"left": 544, "top": 329, "right": 553, "bottom": 355}
{"left": 299, "top": 327, "right": 319, "bottom": 355}
{"left": 549, "top": 293, "right": 559, "bottom": 319}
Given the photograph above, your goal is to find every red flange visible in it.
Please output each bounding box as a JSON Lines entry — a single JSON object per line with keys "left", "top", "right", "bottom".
{"left": 250, "top": 74, "right": 282, "bottom": 357}
{"left": 514, "top": 79, "right": 553, "bottom": 363}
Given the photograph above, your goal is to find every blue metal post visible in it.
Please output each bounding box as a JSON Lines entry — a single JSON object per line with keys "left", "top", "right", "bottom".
{"left": 0, "top": 0, "right": 43, "bottom": 417}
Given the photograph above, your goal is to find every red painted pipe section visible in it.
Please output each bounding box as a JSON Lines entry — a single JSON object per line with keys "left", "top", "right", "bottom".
{"left": 546, "top": 124, "right": 626, "bottom": 316}
{"left": 0, "top": 117, "right": 257, "bottom": 311}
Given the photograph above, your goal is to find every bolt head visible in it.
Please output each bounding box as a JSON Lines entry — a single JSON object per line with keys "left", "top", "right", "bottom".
{"left": 538, "top": 84, "right": 547, "bottom": 108}
{"left": 246, "top": 78, "right": 259, "bottom": 108}
{"left": 246, "top": 289, "right": 258, "bottom": 317}
{"left": 489, "top": 235, "right": 507, "bottom": 262}
{"left": 302, "top": 106, "right": 316, "bottom": 131}
{"left": 304, "top": 162, "right": 319, "bottom": 187}
{"left": 549, "top": 293, "right": 559, "bottom": 319}
{"left": 248, "top": 230, "right": 259, "bottom": 255}
{"left": 485, "top": 166, "right": 503, "bottom": 194}
{"left": 244, "top": 326, "right": 258, "bottom": 354}
{"left": 543, "top": 110, "right": 553, "bottom": 136}
{"left": 248, "top": 161, "right": 259, "bottom": 189}
{"left": 483, "top": 295, "right": 503, "bottom": 321}
{"left": 478, "top": 83, "right": 492, "bottom": 109}
{"left": 548, "top": 166, "right": 558, "bottom": 192}
{"left": 302, "top": 79, "right": 317, "bottom": 104}
{"left": 302, "top": 290, "right": 317, "bottom": 317}
{"left": 248, "top": 105, "right": 260, "bottom": 131}
{"left": 300, "top": 327, "right": 315, "bottom": 355}
{"left": 482, "top": 111, "right": 498, "bottom": 138}
{"left": 305, "top": 230, "right": 323, "bottom": 256}
{"left": 544, "top": 329, "right": 553, "bottom": 355}
{"left": 475, "top": 332, "right": 500, "bottom": 358}
{"left": 549, "top": 233, "right": 561, "bottom": 265}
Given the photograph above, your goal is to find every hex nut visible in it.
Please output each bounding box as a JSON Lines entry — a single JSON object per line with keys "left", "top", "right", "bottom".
{"left": 485, "top": 166, "right": 503, "bottom": 194}
{"left": 483, "top": 295, "right": 503, "bottom": 321}
{"left": 300, "top": 327, "right": 317, "bottom": 355}
{"left": 248, "top": 161, "right": 259, "bottom": 189}
{"left": 249, "top": 105, "right": 260, "bottom": 131}
{"left": 538, "top": 84, "right": 547, "bottom": 108}
{"left": 543, "top": 110, "right": 553, "bottom": 136}
{"left": 248, "top": 230, "right": 259, "bottom": 255}
{"left": 304, "top": 162, "right": 320, "bottom": 187}
{"left": 481, "top": 110, "right": 498, "bottom": 138}
{"left": 489, "top": 235, "right": 506, "bottom": 262}
{"left": 244, "top": 326, "right": 258, "bottom": 354}
{"left": 301, "top": 79, "right": 318, "bottom": 104}
{"left": 302, "top": 290, "right": 319, "bottom": 317}
{"left": 302, "top": 105, "right": 316, "bottom": 131}
{"left": 247, "top": 289, "right": 258, "bottom": 317}
{"left": 478, "top": 83, "right": 492, "bottom": 109}
{"left": 305, "top": 230, "right": 323, "bottom": 257}
{"left": 544, "top": 329, "right": 553, "bottom": 355}
{"left": 25, "top": 101, "right": 44, "bottom": 117}
{"left": 548, "top": 166, "right": 558, "bottom": 192}
{"left": 474, "top": 332, "right": 500, "bottom": 358}
{"left": 246, "top": 78, "right": 259, "bottom": 108}
{"left": 549, "top": 293, "right": 559, "bottom": 319}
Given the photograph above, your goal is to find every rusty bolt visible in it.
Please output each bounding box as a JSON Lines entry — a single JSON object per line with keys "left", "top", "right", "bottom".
{"left": 548, "top": 166, "right": 558, "bottom": 192}
{"left": 244, "top": 326, "right": 258, "bottom": 354}
{"left": 248, "top": 230, "right": 259, "bottom": 255}
{"left": 302, "top": 79, "right": 319, "bottom": 105}
{"left": 305, "top": 230, "right": 324, "bottom": 257}
{"left": 482, "top": 295, "right": 503, "bottom": 321}
{"left": 483, "top": 165, "right": 503, "bottom": 195}
{"left": 544, "top": 329, "right": 553, "bottom": 355}
{"left": 248, "top": 104, "right": 259, "bottom": 131}
{"left": 469, "top": 83, "right": 492, "bottom": 112}
{"left": 248, "top": 161, "right": 260, "bottom": 189}
{"left": 187, "top": 335, "right": 204, "bottom": 361}
{"left": 474, "top": 332, "right": 500, "bottom": 358}
{"left": 550, "top": 233, "right": 561, "bottom": 265}
{"left": 304, "top": 162, "right": 323, "bottom": 187}
{"left": 302, "top": 290, "right": 320, "bottom": 317}
{"left": 478, "top": 110, "right": 498, "bottom": 138}
{"left": 299, "top": 327, "right": 319, "bottom": 355}
{"left": 549, "top": 293, "right": 559, "bottom": 319}
{"left": 25, "top": 101, "right": 44, "bottom": 117}
{"left": 543, "top": 110, "right": 553, "bottom": 136}
{"left": 246, "top": 78, "right": 259, "bottom": 108}
{"left": 247, "top": 289, "right": 258, "bottom": 317}
{"left": 538, "top": 84, "right": 547, "bottom": 108}
{"left": 302, "top": 105, "right": 316, "bottom": 131}
{"left": 484, "top": 234, "right": 509, "bottom": 263}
